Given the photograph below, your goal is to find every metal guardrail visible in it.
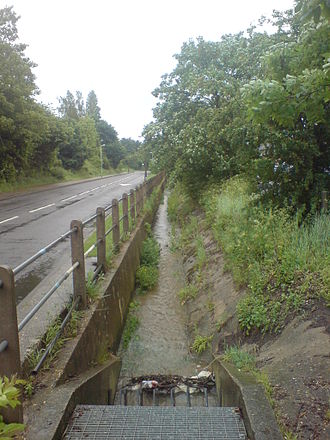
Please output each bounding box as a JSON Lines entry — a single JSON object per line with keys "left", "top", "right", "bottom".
{"left": 0, "top": 172, "right": 166, "bottom": 400}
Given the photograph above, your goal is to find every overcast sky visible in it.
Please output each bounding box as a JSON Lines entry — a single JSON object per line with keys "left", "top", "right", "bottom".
{"left": 4, "top": 0, "right": 294, "bottom": 140}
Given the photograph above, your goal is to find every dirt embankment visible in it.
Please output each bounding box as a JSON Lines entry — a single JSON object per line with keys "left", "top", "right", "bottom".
{"left": 178, "top": 211, "right": 330, "bottom": 440}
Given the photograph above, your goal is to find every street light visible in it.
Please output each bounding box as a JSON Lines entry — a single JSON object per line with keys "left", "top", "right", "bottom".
{"left": 100, "top": 143, "right": 105, "bottom": 178}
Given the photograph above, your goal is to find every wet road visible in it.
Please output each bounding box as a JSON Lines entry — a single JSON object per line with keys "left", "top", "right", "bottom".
{"left": 0, "top": 171, "right": 145, "bottom": 301}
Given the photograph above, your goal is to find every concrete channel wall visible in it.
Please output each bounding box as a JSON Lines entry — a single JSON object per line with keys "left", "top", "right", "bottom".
{"left": 213, "top": 359, "right": 283, "bottom": 440}
{"left": 24, "top": 178, "right": 166, "bottom": 440}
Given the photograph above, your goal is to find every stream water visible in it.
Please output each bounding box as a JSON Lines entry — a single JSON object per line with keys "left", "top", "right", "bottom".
{"left": 116, "top": 194, "right": 218, "bottom": 406}
{"left": 118, "top": 194, "right": 196, "bottom": 378}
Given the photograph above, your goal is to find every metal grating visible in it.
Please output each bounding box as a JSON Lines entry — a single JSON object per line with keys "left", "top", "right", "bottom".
{"left": 64, "top": 405, "right": 247, "bottom": 439}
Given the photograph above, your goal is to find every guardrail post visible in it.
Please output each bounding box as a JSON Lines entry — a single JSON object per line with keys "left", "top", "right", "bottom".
{"left": 0, "top": 265, "right": 23, "bottom": 423}
{"left": 70, "top": 220, "right": 87, "bottom": 309}
{"left": 321, "top": 191, "right": 328, "bottom": 212}
{"left": 112, "top": 199, "right": 120, "bottom": 251}
{"left": 130, "top": 189, "right": 135, "bottom": 227}
{"left": 96, "top": 207, "right": 106, "bottom": 270}
{"left": 122, "top": 193, "right": 129, "bottom": 236}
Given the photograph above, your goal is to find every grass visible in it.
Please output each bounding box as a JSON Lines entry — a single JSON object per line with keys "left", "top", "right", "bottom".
{"left": 136, "top": 223, "right": 160, "bottom": 294}
{"left": 191, "top": 334, "right": 213, "bottom": 354}
{"left": 26, "top": 304, "right": 82, "bottom": 372}
{"left": 122, "top": 301, "right": 140, "bottom": 349}
{"left": 178, "top": 284, "right": 198, "bottom": 304}
{"left": 201, "top": 177, "right": 330, "bottom": 334}
{"left": 222, "top": 345, "right": 256, "bottom": 371}
{"left": 0, "top": 159, "right": 118, "bottom": 194}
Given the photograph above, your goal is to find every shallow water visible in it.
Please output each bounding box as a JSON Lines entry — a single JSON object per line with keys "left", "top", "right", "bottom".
{"left": 118, "top": 194, "right": 198, "bottom": 380}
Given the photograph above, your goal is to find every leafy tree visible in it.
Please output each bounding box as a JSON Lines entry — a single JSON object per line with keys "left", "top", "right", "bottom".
{"left": 86, "top": 90, "right": 101, "bottom": 122}
{"left": 242, "top": 9, "right": 330, "bottom": 211}
{"left": 0, "top": 6, "right": 53, "bottom": 181}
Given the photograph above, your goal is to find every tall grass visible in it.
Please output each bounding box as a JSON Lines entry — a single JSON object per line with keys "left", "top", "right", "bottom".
{"left": 202, "top": 177, "right": 329, "bottom": 334}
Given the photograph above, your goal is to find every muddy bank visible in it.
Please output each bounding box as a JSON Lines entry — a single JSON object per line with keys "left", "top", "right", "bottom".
{"left": 178, "top": 210, "right": 330, "bottom": 440}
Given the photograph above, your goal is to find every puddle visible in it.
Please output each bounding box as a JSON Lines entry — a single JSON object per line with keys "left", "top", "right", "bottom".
{"left": 118, "top": 194, "right": 199, "bottom": 381}
{"left": 15, "top": 258, "right": 54, "bottom": 303}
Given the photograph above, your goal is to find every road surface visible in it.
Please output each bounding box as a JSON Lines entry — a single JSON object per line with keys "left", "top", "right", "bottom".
{"left": 0, "top": 171, "right": 145, "bottom": 302}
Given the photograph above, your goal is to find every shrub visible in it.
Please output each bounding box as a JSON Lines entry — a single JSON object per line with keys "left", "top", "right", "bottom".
{"left": 136, "top": 266, "right": 159, "bottom": 292}
{"left": 140, "top": 236, "right": 160, "bottom": 267}
{"left": 0, "top": 376, "right": 25, "bottom": 439}
{"left": 191, "top": 334, "right": 213, "bottom": 354}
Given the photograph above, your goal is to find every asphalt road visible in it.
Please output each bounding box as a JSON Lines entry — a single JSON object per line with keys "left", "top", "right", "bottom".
{"left": 0, "top": 171, "right": 145, "bottom": 302}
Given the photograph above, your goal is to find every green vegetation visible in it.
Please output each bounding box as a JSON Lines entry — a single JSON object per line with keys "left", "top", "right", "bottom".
{"left": 202, "top": 178, "right": 329, "bottom": 334}
{"left": 26, "top": 305, "right": 82, "bottom": 371}
{"left": 136, "top": 266, "right": 159, "bottom": 292}
{"left": 145, "top": 4, "right": 329, "bottom": 215}
{"left": 178, "top": 284, "right": 198, "bottom": 305}
{"left": 0, "top": 376, "right": 25, "bottom": 439}
{"left": 122, "top": 301, "right": 140, "bottom": 349}
{"left": 136, "top": 223, "right": 160, "bottom": 293}
{"left": 191, "top": 334, "right": 213, "bottom": 354}
{"left": 0, "top": 6, "right": 141, "bottom": 189}
{"left": 222, "top": 345, "right": 256, "bottom": 371}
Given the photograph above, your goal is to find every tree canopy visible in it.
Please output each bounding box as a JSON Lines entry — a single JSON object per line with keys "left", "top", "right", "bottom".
{"left": 0, "top": 6, "right": 136, "bottom": 183}
{"left": 145, "top": 3, "right": 329, "bottom": 213}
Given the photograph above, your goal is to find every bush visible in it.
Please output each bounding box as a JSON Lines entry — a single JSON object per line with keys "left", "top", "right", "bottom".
{"left": 140, "top": 236, "right": 160, "bottom": 267}
{"left": 136, "top": 266, "right": 159, "bottom": 292}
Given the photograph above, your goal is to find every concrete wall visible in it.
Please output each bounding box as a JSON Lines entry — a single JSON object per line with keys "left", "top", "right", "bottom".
{"left": 213, "top": 359, "right": 283, "bottom": 440}
{"left": 56, "top": 181, "right": 164, "bottom": 384}
{"left": 23, "top": 179, "right": 165, "bottom": 439}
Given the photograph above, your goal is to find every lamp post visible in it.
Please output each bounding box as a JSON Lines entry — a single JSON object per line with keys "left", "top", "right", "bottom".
{"left": 100, "top": 144, "right": 105, "bottom": 178}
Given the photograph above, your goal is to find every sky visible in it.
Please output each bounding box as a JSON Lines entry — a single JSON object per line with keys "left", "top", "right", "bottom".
{"left": 4, "top": 0, "right": 294, "bottom": 140}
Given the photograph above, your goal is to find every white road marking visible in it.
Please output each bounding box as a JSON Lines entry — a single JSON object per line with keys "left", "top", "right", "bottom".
{"left": 120, "top": 183, "right": 131, "bottom": 186}
{"left": 29, "top": 203, "right": 55, "bottom": 213}
{"left": 78, "top": 190, "right": 91, "bottom": 196}
{"left": 61, "top": 195, "right": 77, "bottom": 202}
{"left": 0, "top": 215, "right": 19, "bottom": 225}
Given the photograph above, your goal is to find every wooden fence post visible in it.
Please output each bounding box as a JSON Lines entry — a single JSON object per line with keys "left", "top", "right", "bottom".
{"left": 122, "top": 193, "right": 129, "bottom": 236}
{"left": 112, "top": 199, "right": 120, "bottom": 250}
{"left": 130, "top": 189, "right": 135, "bottom": 227}
{"left": 96, "top": 207, "right": 106, "bottom": 270}
{"left": 0, "top": 265, "right": 23, "bottom": 423}
{"left": 70, "top": 220, "right": 87, "bottom": 309}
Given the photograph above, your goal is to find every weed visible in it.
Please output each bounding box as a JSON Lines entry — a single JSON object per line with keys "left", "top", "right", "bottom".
{"left": 23, "top": 378, "right": 34, "bottom": 399}
{"left": 207, "top": 302, "right": 215, "bottom": 312}
{"left": 122, "top": 301, "right": 140, "bottom": 349}
{"left": 136, "top": 266, "right": 159, "bottom": 292}
{"left": 140, "top": 236, "right": 160, "bottom": 267}
{"left": 86, "top": 270, "right": 100, "bottom": 300}
{"left": 222, "top": 345, "right": 256, "bottom": 371}
{"left": 0, "top": 376, "right": 25, "bottom": 438}
{"left": 178, "top": 284, "right": 198, "bottom": 304}
{"left": 191, "top": 334, "right": 213, "bottom": 354}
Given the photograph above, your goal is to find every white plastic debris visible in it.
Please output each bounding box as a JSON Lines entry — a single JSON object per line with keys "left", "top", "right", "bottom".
{"left": 141, "top": 380, "right": 159, "bottom": 389}
{"left": 197, "top": 370, "right": 212, "bottom": 379}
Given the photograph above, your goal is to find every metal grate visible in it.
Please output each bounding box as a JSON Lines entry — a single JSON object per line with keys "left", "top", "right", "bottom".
{"left": 64, "top": 405, "right": 247, "bottom": 439}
